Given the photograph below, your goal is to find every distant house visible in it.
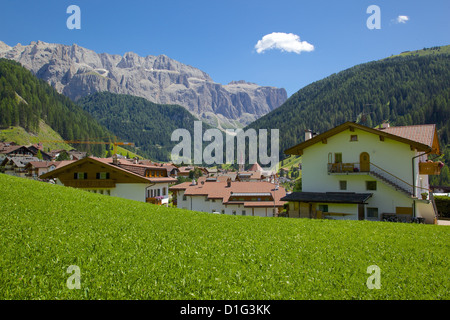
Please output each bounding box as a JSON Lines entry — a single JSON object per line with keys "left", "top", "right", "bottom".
{"left": 431, "top": 185, "right": 450, "bottom": 197}
{"left": 1, "top": 156, "right": 40, "bottom": 177}
{"left": 0, "top": 143, "right": 52, "bottom": 161}
{"left": 177, "top": 165, "right": 208, "bottom": 177}
{"left": 281, "top": 122, "right": 442, "bottom": 224}
{"left": 68, "top": 150, "right": 87, "bottom": 161}
{"left": 170, "top": 179, "right": 286, "bottom": 217}
{"left": 40, "top": 156, "right": 178, "bottom": 205}
{"left": 237, "top": 162, "right": 277, "bottom": 183}
{"left": 25, "top": 161, "right": 57, "bottom": 178}
{"left": 0, "top": 145, "right": 34, "bottom": 158}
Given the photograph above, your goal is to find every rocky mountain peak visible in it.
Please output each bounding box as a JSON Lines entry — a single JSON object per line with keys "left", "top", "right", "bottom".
{"left": 0, "top": 40, "right": 287, "bottom": 128}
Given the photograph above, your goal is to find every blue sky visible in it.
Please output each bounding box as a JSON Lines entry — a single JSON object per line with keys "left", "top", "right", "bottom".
{"left": 0, "top": 0, "right": 449, "bottom": 97}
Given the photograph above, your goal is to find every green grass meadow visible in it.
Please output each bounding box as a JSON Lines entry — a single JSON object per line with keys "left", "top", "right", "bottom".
{"left": 0, "top": 174, "right": 448, "bottom": 300}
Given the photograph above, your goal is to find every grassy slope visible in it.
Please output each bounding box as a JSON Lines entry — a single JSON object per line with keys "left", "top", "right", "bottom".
{"left": 0, "top": 120, "right": 72, "bottom": 151}
{"left": 0, "top": 173, "right": 448, "bottom": 300}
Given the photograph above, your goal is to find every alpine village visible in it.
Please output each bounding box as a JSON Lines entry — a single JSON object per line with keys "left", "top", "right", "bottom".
{"left": 1, "top": 40, "right": 449, "bottom": 301}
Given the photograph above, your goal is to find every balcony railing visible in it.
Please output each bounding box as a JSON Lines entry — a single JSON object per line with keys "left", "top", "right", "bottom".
{"left": 146, "top": 197, "right": 163, "bottom": 205}
{"left": 328, "top": 162, "right": 361, "bottom": 173}
{"left": 64, "top": 179, "right": 116, "bottom": 188}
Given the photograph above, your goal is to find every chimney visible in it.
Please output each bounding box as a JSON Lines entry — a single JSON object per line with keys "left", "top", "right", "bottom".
{"left": 112, "top": 154, "right": 119, "bottom": 165}
{"left": 381, "top": 122, "right": 390, "bottom": 129}
{"left": 305, "top": 129, "right": 312, "bottom": 141}
{"left": 227, "top": 178, "right": 231, "bottom": 187}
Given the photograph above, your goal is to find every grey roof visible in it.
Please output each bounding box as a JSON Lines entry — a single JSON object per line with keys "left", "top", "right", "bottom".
{"left": 281, "top": 192, "right": 373, "bottom": 204}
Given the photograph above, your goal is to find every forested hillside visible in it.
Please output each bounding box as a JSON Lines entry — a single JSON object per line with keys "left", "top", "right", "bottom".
{"left": 0, "top": 59, "right": 114, "bottom": 156}
{"left": 77, "top": 92, "right": 212, "bottom": 161}
{"left": 246, "top": 46, "right": 450, "bottom": 185}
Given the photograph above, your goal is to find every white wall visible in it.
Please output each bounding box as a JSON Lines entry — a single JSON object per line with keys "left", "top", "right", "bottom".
{"left": 301, "top": 128, "right": 431, "bottom": 220}
{"left": 146, "top": 183, "right": 170, "bottom": 204}
{"left": 112, "top": 183, "right": 147, "bottom": 202}
{"left": 174, "top": 190, "right": 276, "bottom": 217}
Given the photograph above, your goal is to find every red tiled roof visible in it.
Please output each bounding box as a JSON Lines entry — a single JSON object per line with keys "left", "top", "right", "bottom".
{"left": 27, "top": 161, "right": 57, "bottom": 168}
{"left": 378, "top": 124, "right": 436, "bottom": 148}
{"left": 93, "top": 157, "right": 177, "bottom": 183}
{"left": 248, "top": 162, "right": 263, "bottom": 172}
{"left": 170, "top": 181, "right": 286, "bottom": 207}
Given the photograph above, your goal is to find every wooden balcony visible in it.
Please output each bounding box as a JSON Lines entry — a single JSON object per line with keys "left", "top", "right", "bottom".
{"left": 64, "top": 179, "right": 116, "bottom": 188}
{"left": 146, "top": 197, "right": 162, "bottom": 205}
{"left": 419, "top": 162, "right": 442, "bottom": 175}
{"left": 328, "top": 163, "right": 361, "bottom": 173}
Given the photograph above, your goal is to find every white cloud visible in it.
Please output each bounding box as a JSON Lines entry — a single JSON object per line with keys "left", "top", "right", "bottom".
{"left": 255, "top": 32, "right": 314, "bottom": 54}
{"left": 396, "top": 15, "right": 409, "bottom": 23}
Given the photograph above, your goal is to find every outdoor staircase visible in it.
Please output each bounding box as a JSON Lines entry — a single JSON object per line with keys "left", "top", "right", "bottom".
{"left": 369, "top": 170, "right": 413, "bottom": 196}
{"left": 368, "top": 163, "right": 414, "bottom": 197}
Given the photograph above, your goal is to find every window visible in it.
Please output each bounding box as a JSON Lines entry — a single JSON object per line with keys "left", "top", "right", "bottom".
{"left": 162, "top": 187, "right": 166, "bottom": 196}
{"left": 182, "top": 195, "right": 187, "bottom": 201}
{"left": 242, "top": 210, "right": 246, "bottom": 216}
{"left": 232, "top": 210, "right": 236, "bottom": 215}
{"left": 366, "top": 181, "right": 377, "bottom": 191}
{"left": 350, "top": 135, "right": 358, "bottom": 141}
{"left": 318, "top": 205, "right": 329, "bottom": 212}
{"left": 335, "top": 153, "right": 342, "bottom": 163}
{"left": 367, "top": 207, "right": 379, "bottom": 219}
{"left": 74, "top": 172, "right": 87, "bottom": 180}
{"left": 221, "top": 209, "right": 225, "bottom": 214}
{"left": 97, "top": 172, "right": 110, "bottom": 179}
{"left": 106, "top": 190, "right": 111, "bottom": 196}
{"left": 339, "top": 180, "right": 347, "bottom": 190}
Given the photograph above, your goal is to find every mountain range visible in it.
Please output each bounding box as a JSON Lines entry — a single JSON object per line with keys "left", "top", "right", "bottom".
{"left": 0, "top": 40, "right": 287, "bottom": 129}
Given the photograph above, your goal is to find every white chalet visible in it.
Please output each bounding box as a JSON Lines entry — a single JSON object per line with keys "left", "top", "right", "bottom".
{"left": 281, "top": 122, "right": 442, "bottom": 224}
{"left": 40, "top": 156, "right": 177, "bottom": 205}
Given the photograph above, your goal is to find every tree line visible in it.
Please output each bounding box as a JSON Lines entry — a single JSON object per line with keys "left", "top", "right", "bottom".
{"left": 0, "top": 59, "right": 114, "bottom": 156}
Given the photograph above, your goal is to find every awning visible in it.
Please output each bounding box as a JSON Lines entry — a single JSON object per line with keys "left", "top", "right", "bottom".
{"left": 281, "top": 192, "right": 373, "bottom": 204}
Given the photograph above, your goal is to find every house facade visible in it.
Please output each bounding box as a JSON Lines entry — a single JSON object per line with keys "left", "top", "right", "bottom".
{"left": 1, "top": 156, "right": 40, "bottom": 177}
{"left": 281, "top": 122, "right": 442, "bottom": 224}
{"left": 40, "top": 156, "right": 177, "bottom": 205}
{"left": 25, "top": 161, "right": 57, "bottom": 178}
{"left": 170, "top": 179, "right": 286, "bottom": 217}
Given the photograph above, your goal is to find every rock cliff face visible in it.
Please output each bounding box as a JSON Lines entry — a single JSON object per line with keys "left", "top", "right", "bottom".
{"left": 0, "top": 41, "right": 287, "bottom": 128}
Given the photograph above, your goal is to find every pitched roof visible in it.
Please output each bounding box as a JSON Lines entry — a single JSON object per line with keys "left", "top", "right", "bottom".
{"left": 26, "top": 161, "right": 57, "bottom": 168}
{"left": 41, "top": 157, "right": 177, "bottom": 183}
{"left": 281, "top": 192, "right": 373, "bottom": 204}
{"left": 170, "top": 181, "right": 286, "bottom": 207}
{"left": 248, "top": 162, "right": 263, "bottom": 172}
{"left": 1, "top": 156, "right": 40, "bottom": 167}
{"left": 377, "top": 124, "right": 439, "bottom": 152}
{"left": 285, "top": 121, "right": 440, "bottom": 156}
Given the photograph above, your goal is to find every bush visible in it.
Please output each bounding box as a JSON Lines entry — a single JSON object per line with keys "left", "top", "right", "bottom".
{"left": 434, "top": 196, "right": 450, "bottom": 218}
